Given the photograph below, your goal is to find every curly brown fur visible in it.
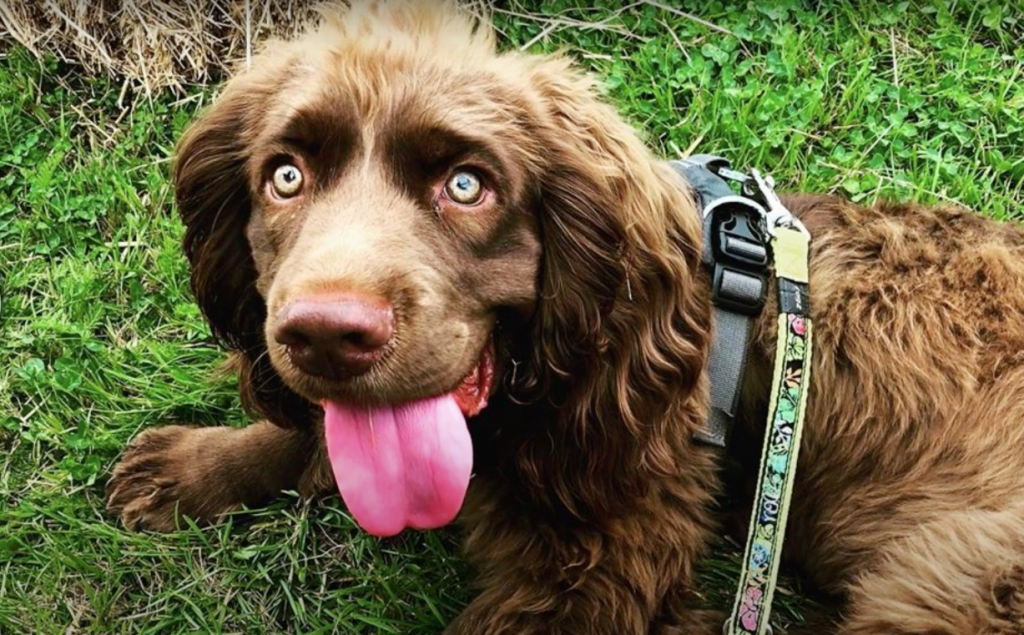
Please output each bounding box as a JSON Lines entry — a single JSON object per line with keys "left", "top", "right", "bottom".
{"left": 107, "top": 2, "right": 1024, "bottom": 633}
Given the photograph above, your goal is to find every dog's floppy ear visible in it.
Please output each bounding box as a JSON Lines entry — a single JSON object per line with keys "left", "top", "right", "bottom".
{"left": 517, "top": 55, "right": 712, "bottom": 478}
{"left": 174, "top": 68, "right": 314, "bottom": 429}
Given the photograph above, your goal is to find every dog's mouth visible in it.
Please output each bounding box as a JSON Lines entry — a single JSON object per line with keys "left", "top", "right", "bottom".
{"left": 321, "top": 340, "right": 495, "bottom": 537}
{"left": 450, "top": 339, "right": 496, "bottom": 417}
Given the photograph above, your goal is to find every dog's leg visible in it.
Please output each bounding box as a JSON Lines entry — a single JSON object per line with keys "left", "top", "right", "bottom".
{"left": 106, "top": 421, "right": 330, "bottom": 531}
{"left": 444, "top": 493, "right": 712, "bottom": 635}
{"left": 445, "top": 545, "right": 675, "bottom": 635}
{"left": 444, "top": 547, "right": 708, "bottom": 635}
{"left": 836, "top": 506, "right": 1024, "bottom": 635}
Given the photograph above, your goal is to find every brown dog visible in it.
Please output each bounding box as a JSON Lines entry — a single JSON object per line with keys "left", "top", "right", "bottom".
{"left": 106, "top": 2, "right": 1024, "bottom": 633}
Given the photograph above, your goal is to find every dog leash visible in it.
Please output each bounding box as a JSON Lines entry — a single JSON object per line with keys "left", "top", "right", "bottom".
{"left": 672, "top": 157, "right": 813, "bottom": 635}
{"left": 722, "top": 170, "right": 812, "bottom": 635}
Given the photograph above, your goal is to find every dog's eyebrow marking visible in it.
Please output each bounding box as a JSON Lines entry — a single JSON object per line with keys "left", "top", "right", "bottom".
{"left": 275, "top": 103, "right": 359, "bottom": 154}
{"left": 398, "top": 124, "right": 505, "bottom": 174}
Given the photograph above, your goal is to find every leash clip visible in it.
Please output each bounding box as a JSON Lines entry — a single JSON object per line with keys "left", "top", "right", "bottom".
{"left": 699, "top": 158, "right": 806, "bottom": 239}
{"left": 745, "top": 169, "right": 809, "bottom": 239}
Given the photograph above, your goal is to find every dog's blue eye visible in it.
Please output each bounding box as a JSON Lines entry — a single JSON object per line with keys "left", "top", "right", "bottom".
{"left": 444, "top": 170, "right": 483, "bottom": 205}
{"left": 272, "top": 163, "right": 304, "bottom": 198}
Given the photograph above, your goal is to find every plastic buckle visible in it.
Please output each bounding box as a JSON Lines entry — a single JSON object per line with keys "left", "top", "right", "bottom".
{"left": 703, "top": 197, "right": 770, "bottom": 316}
{"left": 679, "top": 153, "right": 771, "bottom": 316}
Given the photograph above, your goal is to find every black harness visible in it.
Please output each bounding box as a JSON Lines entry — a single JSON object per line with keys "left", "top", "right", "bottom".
{"left": 670, "top": 154, "right": 772, "bottom": 447}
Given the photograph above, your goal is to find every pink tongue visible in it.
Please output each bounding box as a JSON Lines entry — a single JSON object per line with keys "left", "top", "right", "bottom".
{"left": 323, "top": 396, "right": 473, "bottom": 537}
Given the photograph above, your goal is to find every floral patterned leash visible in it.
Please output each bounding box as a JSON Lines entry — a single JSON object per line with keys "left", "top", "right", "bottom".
{"left": 725, "top": 170, "right": 812, "bottom": 635}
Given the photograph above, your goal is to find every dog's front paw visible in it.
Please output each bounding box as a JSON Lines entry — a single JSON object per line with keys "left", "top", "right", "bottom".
{"left": 105, "top": 425, "right": 229, "bottom": 531}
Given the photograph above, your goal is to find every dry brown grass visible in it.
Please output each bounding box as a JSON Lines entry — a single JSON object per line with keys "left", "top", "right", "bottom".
{"left": 0, "top": 0, "right": 328, "bottom": 92}
{"left": 0, "top": 0, "right": 503, "bottom": 93}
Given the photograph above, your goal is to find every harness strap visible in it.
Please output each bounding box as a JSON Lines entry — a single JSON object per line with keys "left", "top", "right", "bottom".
{"left": 671, "top": 156, "right": 769, "bottom": 447}
{"left": 703, "top": 310, "right": 754, "bottom": 445}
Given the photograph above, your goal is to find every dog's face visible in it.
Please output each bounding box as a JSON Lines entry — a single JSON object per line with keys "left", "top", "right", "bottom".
{"left": 245, "top": 52, "right": 542, "bottom": 411}
{"left": 173, "top": 0, "right": 709, "bottom": 535}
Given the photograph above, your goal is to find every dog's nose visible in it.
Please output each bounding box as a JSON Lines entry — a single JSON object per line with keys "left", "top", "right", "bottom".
{"left": 274, "top": 293, "right": 394, "bottom": 379}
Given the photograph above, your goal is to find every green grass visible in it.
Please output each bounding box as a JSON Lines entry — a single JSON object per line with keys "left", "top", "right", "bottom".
{"left": 1, "top": 1, "right": 1022, "bottom": 633}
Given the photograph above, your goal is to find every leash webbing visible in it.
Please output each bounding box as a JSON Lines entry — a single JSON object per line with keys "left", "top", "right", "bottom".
{"left": 724, "top": 189, "right": 813, "bottom": 635}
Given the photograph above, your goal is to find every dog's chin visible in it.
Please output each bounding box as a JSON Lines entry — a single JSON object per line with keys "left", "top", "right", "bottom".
{"left": 269, "top": 337, "right": 498, "bottom": 418}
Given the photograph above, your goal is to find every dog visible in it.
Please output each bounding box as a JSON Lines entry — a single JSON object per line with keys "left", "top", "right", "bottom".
{"left": 106, "top": 2, "right": 1024, "bottom": 633}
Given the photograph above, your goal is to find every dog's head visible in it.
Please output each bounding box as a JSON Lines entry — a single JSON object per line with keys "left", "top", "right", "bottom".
{"left": 175, "top": 0, "right": 710, "bottom": 534}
